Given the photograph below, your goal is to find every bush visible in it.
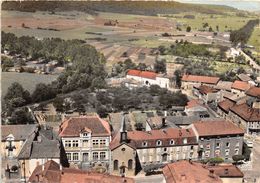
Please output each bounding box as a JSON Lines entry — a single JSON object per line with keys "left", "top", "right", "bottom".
{"left": 207, "top": 157, "right": 224, "bottom": 164}
{"left": 232, "top": 155, "right": 244, "bottom": 163}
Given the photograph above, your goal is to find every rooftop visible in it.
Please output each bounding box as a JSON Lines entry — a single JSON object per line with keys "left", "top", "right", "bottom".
{"left": 163, "top": 160, "right": 222, "bottom": 183}
{"left": 246, "top": 86, "right": 260, "bottom": 98}
{"left": 127, "top": 69, "right": 157, "bottom": 80}
{"left": 231, "top": 80, "right": 251, "bottom": 91}
{"left": 182, "top": 74, "right": 220, "bottom": 85}
{"left": 207, "top": 164, "right": 244, "bottom": 178}
{"left": 218, "top": 99, "right": 235, "bottom": 113}
{"left": 237, "top": 73, "right": 252, "bottom": 82}
{"left": 192, "top": 120, "right": 244, "bottom": 137}
{"left": 59, "top": 116, "right": 111, "bottom": 137}
{"left": 215, "top": 81, "right": 233, "bottom": 91}
{"left": 1, "top": 124, "right": 38, "bottom": 141}
{"left": 230, "top": 103, "right": 260, "bottom": 122}
{"left": 194, "top": 85, "right": 219, "bottom": 95}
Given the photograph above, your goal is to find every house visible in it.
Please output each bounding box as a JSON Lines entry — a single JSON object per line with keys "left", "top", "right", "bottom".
{"left": 190, "top": 120, "right": 244, "bottom": 161}
{"left": 181, "top": 74, "right": 220, "bottom": 90}
{"left": 184, "top": 99, "right": 210, "bottom": 117}
{"left": 217, "top": 99, "right": 236, "bottom": 119}
{"left": 237, "top": 73, "right": 252, "bottom": 82}
{"left": 229, "top": 103, "right": 260, "bottom": 135}
{"left": 193, "top": 85, "right": 219, "bottom": 103}
{"left": 166, "top": 115, "right": 201, "bottom": 128}
{"left": 215, "top": 81, "right": 233, "bottom": 92}
{"left": 59, "top": 115, "right": 111, "bottom": 171}
{"left": 231, "top": 80, "right": 252, "bottom": 95}
{"left": 146, "top": 116, "right": 167, "bottom": 130}
{"left": 110, "top": 116, "right": 198, "bottom": 176}
{"left": 162, "top": 160, "right": 222, "bottom": 183}
{"left": 28, "top": 160, "right": 135, "bottom": 183}
{"left": 1, "top": 124, "right": 38, "bottom": 158}
{"left": 207, "top": 164, "right": 244, "bottom": 183}
{"left": 126, "top": 69, "right": 170, "bottom": 89}
{"left": 18, "top": 125, "right": 65, "bottom": 181}
{"left": 246, "top": 86, "right": 260, "bottom": 108}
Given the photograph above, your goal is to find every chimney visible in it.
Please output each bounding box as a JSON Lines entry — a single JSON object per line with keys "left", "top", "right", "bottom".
{"left": 224, "top": 168, "right": 229, "bottom": 175}
{"left": 37, "top": 136, "right": 42, "bottom": 143}
{"left": 209, "top": 169, "right": 215, "bottom": 178}
{"left": 162, "top": 117, "right": 166, "bottom": 127}
{"left": 181, "top": 174, "right": 186, "bottom": 180}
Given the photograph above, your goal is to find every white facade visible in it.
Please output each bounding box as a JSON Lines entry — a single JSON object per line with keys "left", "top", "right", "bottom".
{"left": 126, "top": 74, "right": 170, "bottom": 88}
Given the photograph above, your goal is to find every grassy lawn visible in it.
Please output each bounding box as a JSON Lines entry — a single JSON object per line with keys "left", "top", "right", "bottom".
{"left": 212, "top": 61, "right": 250, "bottom": 74}
{"left": 169, "top": 13, "right": 256, "bottom": 32}
{"left": 1, "top": 72, "right": 58, "bottom": 96}
{"left": 248, "top": 27, "right": 260, "bottom": 51}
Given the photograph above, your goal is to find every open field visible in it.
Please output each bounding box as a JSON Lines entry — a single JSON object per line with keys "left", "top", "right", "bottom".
{"left": 212, "top": 61, "right": 250, "bottom": 74}
{"left": 248, "top": 27, "right": 260, "bottom": 51}
{"left": 1, "top": 72, "right": 58, "bottom": 96}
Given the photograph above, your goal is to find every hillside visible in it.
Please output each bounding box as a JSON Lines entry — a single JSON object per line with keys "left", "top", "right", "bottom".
{"left": 2, "top": 1, "right": 239, "bottom": 16}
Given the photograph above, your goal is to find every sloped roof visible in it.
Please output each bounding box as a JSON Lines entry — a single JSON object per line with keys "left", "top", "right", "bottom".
{"left": 182, "top": 75, "right": 220, "bottom": 84}
{"left": 230, "top": 103, "right": 260, "bottom": 122}
{"left": 194, "top": 85, "right": 219, "bottom": 94}
{"left": 246, "top": 86, "right": 260, "bottom": 98}
{"left": 238, "top": 73, "right": 252, "bottom": 82}
{"left": 218, "top": 99, "right": 235, "bottom": 113}
{"left": 59, "top": 116, "right": 111, "bottom": 137}
{"left": 231, "top": 80, "right": 251, "bottom": 91}
{"left": 1, "top": 124, "right": 38, "bottom": 141}
{"left": 215, "top": 81, "right": 233, "bottom": 91}
{"left": 127, "top": 69, "right": 157, "bottom": 80}
{"left": 193, "top": 120, "right": 244, "bottom": 137}
{"left": 207, "top": 164, "right": 244, "bottom": 178}
{"left": 163, "top": 160, "right": 222, "bottom": 183}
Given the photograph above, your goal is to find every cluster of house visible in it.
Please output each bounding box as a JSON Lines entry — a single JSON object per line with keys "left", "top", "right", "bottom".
{"left": 1, "top": 113, "right": 246, "bottom": 182}
{"left": 181, "top": 73, "right": 260, "bottom": 135}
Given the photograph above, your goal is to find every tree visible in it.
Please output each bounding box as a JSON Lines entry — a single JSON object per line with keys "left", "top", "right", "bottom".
{"left": 207, "top": 157, "right": 224, "bottom": 165}
{"left": 32, "top": 83, "right": 57, "bottom": 102}
{"left": 154, "top": 59, "right": 166, "bottom": 73}
{"left": 136, "top": 63, "right": 147, "bottom": 71}
{"left": 186, "top": 26, "right": 191, "bottom": 32}
{"left": 4, "top": 82, "right": 31, "bottom": 108}
{"left": 216, "top": 25, "right": 219, "bottom": 32}
{"left": 232, "top": 155, "right": 244, "bottom": 164}
{"left": 174, "top": 70, "right": 182, "bottom": 88}
{"left": 203, "top": 22, "right": 209, "bottom": 28}
{"left": 9, "top": 107, "right": 34, "bottom": 124}
{"left": 1, "top": 56, "right": 14, "bottom": 71}
{"left": 124, "top": 58, "right": 136, "bottom": 70}
{"left": 209, "top": 27, "right": 213, "bottom": 32}
{"left": 158, "top": 45, "right": 166, "bottom": 55}
{"left": 53, "top": 97, "right": 65, "bottom": 113}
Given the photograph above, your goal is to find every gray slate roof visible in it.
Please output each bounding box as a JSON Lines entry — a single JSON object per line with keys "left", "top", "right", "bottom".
{"left": 166, "top": 115, "right": 201, "bottom": 126}
{"left": 18, "top": 125, "right": 60, "bottom": 159}
{"left": 1, "top": 124, "right": 38, "bottom": 141}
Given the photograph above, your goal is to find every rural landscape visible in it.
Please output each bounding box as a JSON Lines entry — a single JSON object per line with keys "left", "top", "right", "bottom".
{"left": 1, "top": 1, "right": 260, "bottom": 183}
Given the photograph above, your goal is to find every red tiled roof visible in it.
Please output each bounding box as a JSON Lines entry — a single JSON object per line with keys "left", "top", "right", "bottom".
{"left": 186, "top": 99, "right": 206, "bottom": 109}
{"left": 207, "top": 164, "right": 244, "bottom": 178}
{"left": 194, "top": 85, "right": 219, "bottom": 95}
{"left": 231, "top": 80, "right": 251, "bottom": 91}
{"left": 246, "top": 86, "right": 260, "bottom": 98}
{"left": 127, "top": 69, "right": 157, "bottom": 79}
{"left": 29, "top": 160, "right": 134, "bottom": 183}
{"left": 110, "top": 128, "right": 197, "bottom": 150}
{"left": 193, "top": 120, "right": 244, "bottom": 137}
{"left": 182, "top": 75, "right": 220, "bottom": 84}
{"left": 230, "top": 103, "right": 260, "bottom": 122}
{"left": 163, "top": 160, "right": 222, "bottom": 183}
{"left": 59, "top": 116, "right": 111, "bottom": 137}
{"left": 218, "top": 99, "right": 235, "bottom": 113}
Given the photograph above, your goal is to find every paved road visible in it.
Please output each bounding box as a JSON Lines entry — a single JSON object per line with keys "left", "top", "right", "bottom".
{"left": 243, "top": 137, "right": 260, "bottom": 182}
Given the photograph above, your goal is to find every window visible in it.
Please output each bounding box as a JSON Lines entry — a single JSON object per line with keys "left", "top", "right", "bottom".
{"left": 128, "top": 159, "right": 133, "bottom": 170}
{"left": 235, "top": 149, "right": 239, "bottom": 155}
{"left": 170, "top": 139, "right": 175, "bottom": 145}
{"left": 72, "top": 140, "right": 78, "bottom": 147}
{"left": 164, "top": 148, "right": 167, "bottom": 152}
{"left": 156, "top": 140, "right": 162, "bottom": 146}
{"left": 216, "top": 143, "right": 220, "bottom": 148}
{"left": 206, "top": 144, "right": 210, "bottom": 149}
{"left": 143, "top": 141, "right": 148, "bottom": 147}
{"left": 93, "top": 152, "right": 99, "bottom": 160}
{"left": 72, "top": 153, "right": 78, "bottom": 161}
{"left": 191, "top": 145, "right": 194, "bottom": 150}
{"left": 225, "top": 149, "right": 229, "bottom": 156}
{"left": 236, "top": 142, "right": 240, "bottom": 147}
{"left": 121, "top": 148, "right": 126, "bottom": 152}
{"left": 66, "top": 153, "right": 71, "bottom": 161}
{"left": 100, "top": 152, "right": 106, "bottom": 160}
{"left": 205, "top": 151, "right": 210, "bottom": 158}
{"left": 226, "top": 142, "right": 230, "bottom": 147}
{"left": 65, "top": 140, "right": 71, "bottom": 147}
{"left": 83, "top": 153, "right": 89, "bottom": 161}
{"left": 100, "top": 139, "right": 106, "bottom": 146}
{"left": 93, "top": 140, "right": 99, "bottom": 147}
{"left": 83, "top": 133, "right": 88, "bottom": 137}
{"left": 183, "top": 138, "right": 187, "bottom": 144}
{"left": 162, "top": 153, "right": 167, "bottom": 162}
{"left": 114, "top": 160, "right": 119, "bottom": 170}
{"left": 83, "top": 140, "right": 88, "bottom": 147}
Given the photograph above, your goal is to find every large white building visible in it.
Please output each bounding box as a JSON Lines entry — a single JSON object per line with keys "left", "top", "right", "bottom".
{"left": 126, "top": 69, "right": 170, "bottom": 88}
{"left": 59, "top": 115, "right": 111, "bottom": 170}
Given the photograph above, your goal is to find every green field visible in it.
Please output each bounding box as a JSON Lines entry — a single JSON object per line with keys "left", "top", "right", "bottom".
{"left": 173, "top": 13, "right": 256, "bottom": 32}
{"left": 1, "top": 72, "right": 58, "bottom": 97}
{"left": 248, "top": 27, "right": 260, "bottom": 51}
{"left": 212, "top": 61, "right": 250, "bottom": 74}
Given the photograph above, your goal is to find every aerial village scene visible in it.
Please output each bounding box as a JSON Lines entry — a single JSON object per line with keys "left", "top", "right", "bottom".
{"left": 1, "top": 0, "right": 260, "bottom": 183}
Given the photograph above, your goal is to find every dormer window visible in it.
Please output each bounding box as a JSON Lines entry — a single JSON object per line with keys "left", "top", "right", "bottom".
{"left": 170, "top": 139, "right": 175, "bottom": 145}
{"left": 83, "top": 133, "right": 88, "bottom": 137}
{"left": 156, "top": 140, "right": 162, "bottom": 146}
{"left": 183, "top": 138, "right": 187, "bottom": 144}
{"left": 143, "top": 141, "right": 148, "bottom": 147}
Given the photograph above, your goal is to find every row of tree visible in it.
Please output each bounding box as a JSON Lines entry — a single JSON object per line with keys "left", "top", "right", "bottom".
{"left": 230, "top": 19, "right": 259, "bottom": 45}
